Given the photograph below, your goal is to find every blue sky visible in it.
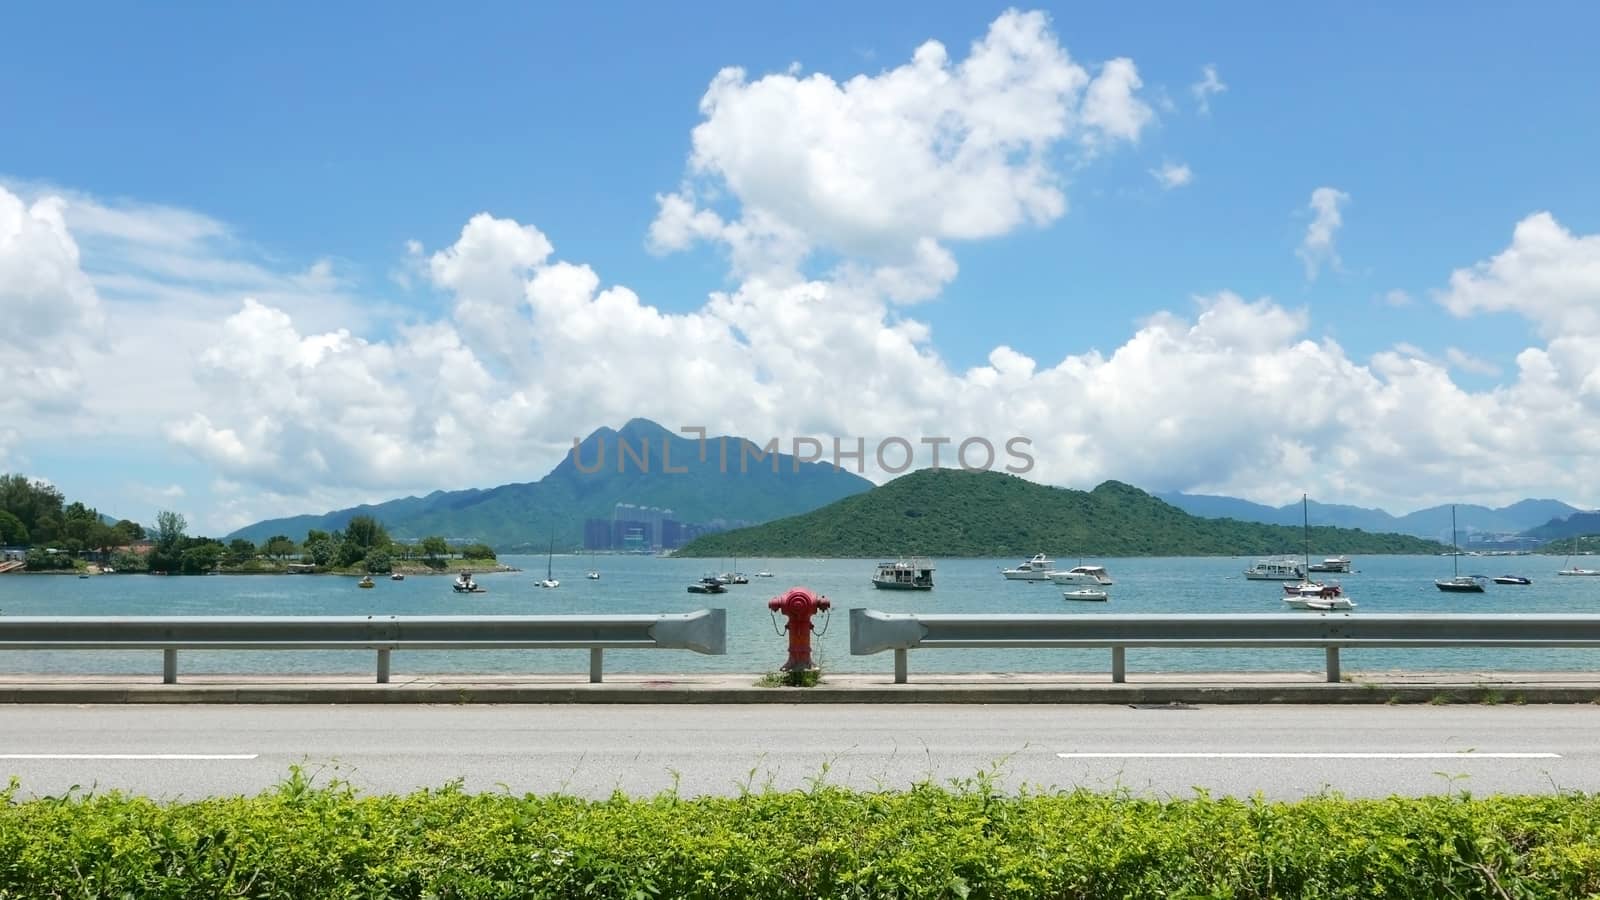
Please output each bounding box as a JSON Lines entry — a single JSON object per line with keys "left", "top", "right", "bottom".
{"left": 3, "top": 2, "right": 1599, "bottom": 532}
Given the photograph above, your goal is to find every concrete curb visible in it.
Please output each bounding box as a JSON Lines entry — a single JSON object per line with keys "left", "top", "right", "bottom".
{"left": 3, "top": 678, "right": 1598, "bottom": 705}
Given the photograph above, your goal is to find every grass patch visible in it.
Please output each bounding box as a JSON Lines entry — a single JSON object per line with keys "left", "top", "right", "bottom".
{"left": 756, "top": 669, "right": 821, "bottom": 688}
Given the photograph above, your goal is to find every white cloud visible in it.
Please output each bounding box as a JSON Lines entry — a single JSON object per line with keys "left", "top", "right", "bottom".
{"left": 650, "top": 9, "right": 1154, "bottom": 297}
{"left": 0, "top": 186, "right": 106, "bottom": 419}
{"left": 1191, "top": 64, "right": 1226, "bottom": 114}
{"left": 1382, "top": 289, "right": 1413, "bottom": 307}
{"left": 1150, "top": 161, "right": 1193, "bottom": 189}
{"left": 1297, "top": 186, "right": 1350, "bottom": 279}
{"left": 1445, "top": 347, "right": 1502, "bottom": 377}
{"left": 1436, "top": 211, "right": 1600, "bottom": 338}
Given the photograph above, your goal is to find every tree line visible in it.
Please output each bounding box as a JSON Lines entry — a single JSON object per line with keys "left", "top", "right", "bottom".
{"left": 1, "top": 474, "right": 495, "bottom": 574}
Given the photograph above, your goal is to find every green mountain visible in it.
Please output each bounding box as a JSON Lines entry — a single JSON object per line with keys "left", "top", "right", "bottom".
{"left": 674, "top": 469, "right": 1447, "bottom": 557}
{"left": 227, "top": 419, "right": 872, "bottom": 549}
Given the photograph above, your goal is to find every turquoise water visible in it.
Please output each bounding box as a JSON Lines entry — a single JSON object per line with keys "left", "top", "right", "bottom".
{"left": 2, "top": 555, "right": 1598, "bottom": 676}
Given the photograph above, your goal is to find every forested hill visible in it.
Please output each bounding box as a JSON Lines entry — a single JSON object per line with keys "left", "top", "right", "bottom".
{"left": 674, "top": 469, "right": 1447, "bottom": 558}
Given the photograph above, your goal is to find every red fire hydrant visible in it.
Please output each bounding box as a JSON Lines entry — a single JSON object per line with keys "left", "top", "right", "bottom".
{"left": 768, "top": 587, "right": 831, "bottom": 671}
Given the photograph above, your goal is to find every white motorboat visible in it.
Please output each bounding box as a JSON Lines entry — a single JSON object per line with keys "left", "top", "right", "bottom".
{"left": 872, "top": 558, "right": 934, "bottom": 590}
{"left": 1243, "top": 557, "right": 1306, "bottom": 580}
{"left": 452, "top": 572, "right": 485, "bottom": 593}
{"left": 755, "top": 570, "right": 774, "bottom": 578}
{"left": 1307, "top": 556, "right": 1352, "bottom": 573}
{"left": 1049, "top": 565, "right": 1113, "bottom": 586}
{"left": 1001, "top": 553, "right": 1056, "bottom": 580}
{"left": 1061, "top": 588, "right": 1108, "bottom": 602}
{"left": 586, "top": 571, "right": 600, "bottom": 580}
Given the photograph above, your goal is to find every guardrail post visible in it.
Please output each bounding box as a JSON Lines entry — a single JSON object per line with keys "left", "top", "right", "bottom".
{"left": 162, "top": 649, "right": 177, "bottom": 684}
{"left": 376, "top": 649, "right": 391, "bottom": 684}
{"left": 894, "top": 648, "right": 908, "bottom": 684}
{"left": 589, "top": 648, "right": 603, "bottom": 684}
{"left": 1325, "top": 647, "right": 1341, "bottom": 683}
{"left": 1112, "top": 646, "right": 1126, "bottom": 683}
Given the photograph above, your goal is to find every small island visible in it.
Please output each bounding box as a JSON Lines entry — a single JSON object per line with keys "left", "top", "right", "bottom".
{"left": 673, "top": 469, "right": 1449, "bottom": 558}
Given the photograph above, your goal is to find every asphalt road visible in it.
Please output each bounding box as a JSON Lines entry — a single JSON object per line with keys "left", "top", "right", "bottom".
{"left": 3, "top": 704, "right": 1596, "bottom": 801}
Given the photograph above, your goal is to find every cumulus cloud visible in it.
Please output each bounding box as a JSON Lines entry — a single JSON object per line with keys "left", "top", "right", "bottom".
{"left": 649, "top": 9, "right": 1154, "bottom": 298}
{"left": 1436, "top": 211, "right": 1600, "bottom": 338}
{"left": 1151, "top": 161, "right": 1193, "bottom": 189}
{"left": 1445, "top": 347, "right": 1502, "bottom": 377}
{"left": 0, "top": 185, "right": 106, "bottom": 418}
{"left": 1191, "top": 64, "right": 1226, "bottom": 114}
{"left": 1297, "top": 186, "right": 1350, "bottom": 279}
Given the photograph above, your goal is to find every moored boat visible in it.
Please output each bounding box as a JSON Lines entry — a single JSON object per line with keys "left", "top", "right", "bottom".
{"left": 1049, "top": 565, "right": 1113, "bottom": 586}
{"left": 1307, "top": 556, "right": 1352, "bottom": 573}
{"left": 872, "top": 558, "right": 935, "bottom": 590}
{"left": 1000, "top": 553, "right": 1055, "bottom": 580}
{"left": 1061, "top": 587, "right": 1108, "bottom": 602}
{"left": 1243, "top": 557, "right": 1306, "bottom": 581}
{"left": 1436, "top": 506, "right": 1486, "bottom": 593}
{"left": 358, "top": 575, "right": 375, "bottom": 589}
{"left": 1492, "top": 575, "right": 1531, "bottom": 585}
{"left": 687, "top": 576, "right": 727, "bottom": 594}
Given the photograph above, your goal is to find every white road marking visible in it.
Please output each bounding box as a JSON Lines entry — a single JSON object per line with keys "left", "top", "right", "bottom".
{"left": 1057, "top": 752, "right": 1560, "bottom": 759}
{"left": 0, "top": 753, "right": 258, "bottom": 760}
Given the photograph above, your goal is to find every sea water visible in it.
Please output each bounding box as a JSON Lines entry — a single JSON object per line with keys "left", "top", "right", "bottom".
{"left": 2, "top": 554, "right": 1596, "bottom": 676}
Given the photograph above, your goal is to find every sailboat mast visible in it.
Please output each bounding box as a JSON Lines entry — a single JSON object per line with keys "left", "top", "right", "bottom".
{"left": 1302, "top": 493, "right": 1310, "bottom": 572}
{"left": 1452, "top": 506, "right": 1459, "bottom": 577}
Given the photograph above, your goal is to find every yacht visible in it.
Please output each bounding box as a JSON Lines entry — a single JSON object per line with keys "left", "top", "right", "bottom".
{"left": 538, "top": 537, "right": 559, "bottom": 589}
{"left": 452, "top": 572, "right": 485, "bottom": 593}
{"left": 1049, "top": 565, "right": 1113, "bottom": 587}
{"left": 1492, "top": 575, "right": 1532, "bottom": 585}
{"left": 755, "top": 570, "right": 774, "bottom": 578}
{"left": 1001, "top": 553, "right": 1056, "bottom": 580}
{"left": 1061, "top": 587, "right": 1108, "bottom": 602}
{"left": 1307, "top": 556, "right": 1352, "bottom": 573}
{"left": 871, "top": 558, "right": 935, "bottom": 590}
{"left": 686, "top": 576, "right": 728, "bottom": 594}
{"left": 1243, "top": 557, "right": 1306, "bottom": 581}
{"left": 390, "top": 573, "right": 405, "bottom": 581}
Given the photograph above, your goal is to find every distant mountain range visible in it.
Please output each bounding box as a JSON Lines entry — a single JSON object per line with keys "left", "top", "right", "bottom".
{"left": 1154, "top": 492, "right": 1588, "bottom": 544}
{"left": 227, "top": 419, "right": 872, "bottom": 548}
{"left": 677, "top": 469, "right": 1445, "bottom": 558}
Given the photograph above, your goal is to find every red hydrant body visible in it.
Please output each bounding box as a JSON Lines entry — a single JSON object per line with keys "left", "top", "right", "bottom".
{"left": 768, "top": 587, "right": 831, "bottom": 671}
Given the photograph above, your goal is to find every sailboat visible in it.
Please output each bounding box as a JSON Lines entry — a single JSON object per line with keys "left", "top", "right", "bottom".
{"left": 538, "top": 537, "right": 560, "bottom": 588}
{"left": 1283, "top": 494, "right": 1355, "bottom": 610}
{"left": 585, "top": 549, "right": 600, "bottom": 580}
{"left": 1435, "top": 506, "right": 1486, "bottom": 592}
{"left": 1558, "top": 556, "right": 1600, "bottom": 576}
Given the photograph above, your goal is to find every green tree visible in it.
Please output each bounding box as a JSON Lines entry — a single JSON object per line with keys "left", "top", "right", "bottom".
{"left": 344, "top": 515, "right": 390, "bottom": 552}
{"left": 0, "top": 474, "right": 66, "bottom": 536}
{"left": 180, "top": 542, "right": 224, "bottom": 574}
{"left": 0, "top": 510, "right": 28, "bottom": 546}
{"left": 111, "top": 519, "right": 146, "bottom": 542}
{"left": 421, "top": 535, "right": 449, "bottom": 559}
{"left": 362, "top": 549, "right": 393, "bottom": 574}
{"left": 109, "top": 549, "right": 148, "bottom": 572}
{"left": 263, "top": 535, "right": 297, "bottom": 559}
{"left": 304, "top": 537, "right": 336, "bottom": 567}
{"left": 226, "top": 538, "right": 257, "bottom": 565}
{"left": 459, "top": 542, "right": 496, "bottom": 561}
{"left": 155, "top": 510, "right": 187, "bottom": 551}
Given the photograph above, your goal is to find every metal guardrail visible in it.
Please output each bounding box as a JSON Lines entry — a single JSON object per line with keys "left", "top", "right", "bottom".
{"left": 0, "top": 610, "right": 726, "bottom": 684}
{"left": 850, "top": 608, "right": 1600, "bottom": 684}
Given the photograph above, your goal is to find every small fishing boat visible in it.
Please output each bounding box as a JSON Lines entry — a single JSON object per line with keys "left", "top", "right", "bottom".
{"left": 358, "top": 576, "right": 375, "bottom": 589}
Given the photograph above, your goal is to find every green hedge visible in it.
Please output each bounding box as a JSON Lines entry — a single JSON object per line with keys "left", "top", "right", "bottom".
{"left": 3, "top": 772, "right": 1599, "bottom": 898}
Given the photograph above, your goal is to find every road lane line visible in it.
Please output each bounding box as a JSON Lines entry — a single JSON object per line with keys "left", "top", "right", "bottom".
{"left": 1056, "top": 746, "right": 1555, "bottom": 752}
{"left": 0, "top": 754, "right": 259, "bottom": 760}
